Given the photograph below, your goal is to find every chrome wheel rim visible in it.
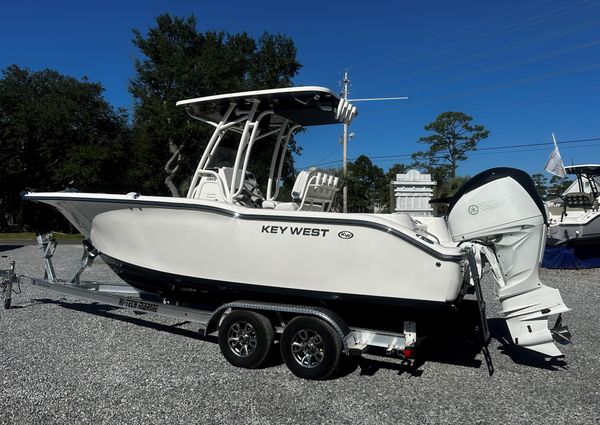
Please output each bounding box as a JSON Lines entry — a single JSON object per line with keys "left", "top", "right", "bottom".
{"left": 290, "top": 329, "right": 324, "bottom": 368}
{"left": 227, "top": 321, "right": 258, "bottom": 357}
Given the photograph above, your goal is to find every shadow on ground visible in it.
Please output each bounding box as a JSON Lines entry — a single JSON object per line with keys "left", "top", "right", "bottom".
{"left": 29, "top": 298, "right": 205, "bottom": 341}
{"left": 487, "top": 318, "right": 568, "bottom": 371}
{"left": 0, "top": 244, "right": 24, "bottom": 252}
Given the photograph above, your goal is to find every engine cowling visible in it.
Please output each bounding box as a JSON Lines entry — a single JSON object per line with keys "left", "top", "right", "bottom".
{"left": 447, "top": 168, "right": 570, "bottom": 357}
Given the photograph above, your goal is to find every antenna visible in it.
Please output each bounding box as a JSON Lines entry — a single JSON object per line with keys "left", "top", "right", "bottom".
{"left": 339, "top": 71, "right": 408, "bottom": 213}
{"left": 350, "top": 96, "right": 409, "bottom": 102}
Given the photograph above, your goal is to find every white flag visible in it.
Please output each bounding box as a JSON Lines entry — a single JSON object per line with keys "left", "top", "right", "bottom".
{"left": 544, "top": 133, "right": 566, "bottom": 177}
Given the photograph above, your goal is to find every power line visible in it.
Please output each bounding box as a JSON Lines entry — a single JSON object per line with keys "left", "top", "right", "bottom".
{"left": 380, "top": 136, "right": 600, "bottom": 159}
{"left": 389, "top": 39, "right": 600, "bottom": 94}
{"left": 297, "top": 137, "right": 600, "bottom": 169}
{"left": 355, "top": 17, "right": 600, "bottom": 94}
{"left": 348, "top": 0, "right": 554, "bottom": 76}
{"left": 468, "top": 137, "right": 600, "bottom": 151}
{"left": 418, "top": 60, "right": 600, "bottom": 104}
{"left": 371, "top": 142, "right": 593, "bottom": 164}
{"left": 351, "top": 0, "right": 598, "bottom": 85}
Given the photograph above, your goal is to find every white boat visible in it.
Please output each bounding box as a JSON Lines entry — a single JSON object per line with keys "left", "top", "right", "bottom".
{"left": 24, "top": 86, "right": 570, "bottom": 357}
{"left": 544, "top": 164, "right": 600, "bottom": 268}
{"left": 547, "top": 164, "right": 600, "bottom": 244}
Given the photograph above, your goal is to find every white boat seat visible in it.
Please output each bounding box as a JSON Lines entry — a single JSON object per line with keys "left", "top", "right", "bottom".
{"left": 191, "top": 167, "right": 263, "bottom": 206}
{"left": 261, "top": 200, "right": 298, "bottom": 211}
{"left": 263, "top": 167, "right": 339, "bottom": 211}
{"left": 192, "top": 174, "right": 225, "bottom": 202}
{"left": 563, "top": 192, "right": 594, "bottom": 210}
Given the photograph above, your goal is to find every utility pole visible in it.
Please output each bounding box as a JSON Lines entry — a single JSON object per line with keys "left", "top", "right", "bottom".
{"left": 338, "top": 70, "right": 408, "bottom": 214}
{"left": 342, "top": 71, "right": 350, "bottom": 213}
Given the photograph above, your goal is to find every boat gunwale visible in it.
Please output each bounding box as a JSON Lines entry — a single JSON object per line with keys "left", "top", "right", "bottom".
{"left": 24, "top": 192, "right": 466, "bottom": 263}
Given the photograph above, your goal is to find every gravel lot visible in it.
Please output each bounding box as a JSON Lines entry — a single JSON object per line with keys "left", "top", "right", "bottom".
{"left": 1, "top": 243, "right": 599, "bottom": 424}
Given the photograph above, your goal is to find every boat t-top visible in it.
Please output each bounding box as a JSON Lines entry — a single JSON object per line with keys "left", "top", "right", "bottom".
{"left": 24, "top": 86, "right": 570, "bottom": 359}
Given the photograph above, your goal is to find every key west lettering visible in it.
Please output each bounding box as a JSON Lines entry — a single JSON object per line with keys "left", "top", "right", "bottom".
{"left": 261, "top": 225, "right": 329, "bottom": 237}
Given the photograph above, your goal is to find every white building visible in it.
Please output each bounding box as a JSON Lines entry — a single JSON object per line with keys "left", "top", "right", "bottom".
{"left": 392, "top": 169, "right": 436, "bottom": 216}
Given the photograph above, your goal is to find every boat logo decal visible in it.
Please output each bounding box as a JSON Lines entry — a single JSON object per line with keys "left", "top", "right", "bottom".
{"left": 118, "top": 298, "right": 158, "bottom": 313}
{"left": 261, "top": 225, "right": 330, "bottom": 237}
{"left": 469, "top": 196, "right": 515, "bottom": 216}
{"left": 338, "top": 231, "right": 354, "bottom": 239}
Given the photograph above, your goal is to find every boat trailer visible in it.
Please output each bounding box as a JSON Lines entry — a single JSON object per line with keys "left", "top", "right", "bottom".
{"left": 1, "top": 234, "right": 494, "bottom": 379}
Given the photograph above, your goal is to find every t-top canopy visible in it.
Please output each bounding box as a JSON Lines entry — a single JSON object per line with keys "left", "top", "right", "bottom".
{"left": 176, "top": 86, "right": 357, "bottom": 127}
{"left": 565, "top": 164, "right": 600, "bottom": 176}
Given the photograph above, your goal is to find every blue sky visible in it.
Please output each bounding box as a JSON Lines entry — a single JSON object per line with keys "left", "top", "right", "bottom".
{"left": 2, "top": 0, "right": 600, "bottom": 178}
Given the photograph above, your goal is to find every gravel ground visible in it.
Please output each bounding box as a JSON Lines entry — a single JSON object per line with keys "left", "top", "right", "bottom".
{"left": 1, "top": 243, "right": 599, "bottom": 424}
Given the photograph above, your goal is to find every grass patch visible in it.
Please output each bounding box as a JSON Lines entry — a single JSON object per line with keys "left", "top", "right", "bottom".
{"left": 0, "top": 232, "right": 84, "bottom": 241}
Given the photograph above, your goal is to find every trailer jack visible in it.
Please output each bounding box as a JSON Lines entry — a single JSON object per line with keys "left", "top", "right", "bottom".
{"left": 1, "top": 258, "right": 17, "bottom": 311}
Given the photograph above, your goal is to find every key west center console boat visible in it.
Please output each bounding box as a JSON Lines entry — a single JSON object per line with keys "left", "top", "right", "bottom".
{"left": 24, "top": 87, "right": 570, "bottom": 357}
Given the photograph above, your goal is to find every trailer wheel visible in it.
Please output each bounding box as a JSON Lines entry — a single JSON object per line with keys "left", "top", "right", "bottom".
{"left": 218, "top": 310, "right": 274, "bottom": 369}
{"left": 3, "top": 298, "right": 10, "bottom": 310}
{"left": 280, "top": 316, "right": 342, "bottom": 380}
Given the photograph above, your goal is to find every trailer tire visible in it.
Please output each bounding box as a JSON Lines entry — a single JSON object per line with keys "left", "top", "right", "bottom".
{"left": 280, "top": 316, "right": 342, "bottom": 380}
{"left": 218, "top": 310, "right": 274, "bottom": 369}
{"left": 3, "top": 298, "right": 10, "bottom": 310}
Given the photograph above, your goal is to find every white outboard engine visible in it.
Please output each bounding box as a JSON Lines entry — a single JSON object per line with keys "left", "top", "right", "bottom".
{"left": 447, "top": 168, "right": 570, "bottom": 357}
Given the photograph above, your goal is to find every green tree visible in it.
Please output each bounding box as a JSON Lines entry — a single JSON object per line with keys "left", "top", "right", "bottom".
{"left": 129, "top": 14, "right": 302, "bottom": 196}
{"left": 0, "top": 65, "right": 130, "bottom": 229}
{"left": 547, "top": 175, "right": 573, "bottom": 199}
{"left": 345, "top": 155, "right": 387, "bottom": 213}
{"left": 386, "top": 163, "right": 408, "bottom": 180}
{"left": 531, "top": 173, "right": 548, "bottom": 199}
{"left": 412, "top": 112, "right": 489, "bottom": 180}
{"left": 432, "top": 175, "right": 470, "bottom": 215}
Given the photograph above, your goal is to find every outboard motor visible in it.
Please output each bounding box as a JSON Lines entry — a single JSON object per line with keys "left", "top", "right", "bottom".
{"left": 447, "top": 168, "right": 570, "bottom": 357}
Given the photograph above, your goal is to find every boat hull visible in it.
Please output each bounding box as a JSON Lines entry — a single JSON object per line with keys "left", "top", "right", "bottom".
{"left": 102, "top": 253, "right": 456, "bottom": 312}
{"left": 545, "top": 211, "right": 600, "bottom": 268}
{"left": 547, "top": 210, "right": 600, "bottom": 245}
{"left": 25, "top": 193, "right": 467, "bottom": 306}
